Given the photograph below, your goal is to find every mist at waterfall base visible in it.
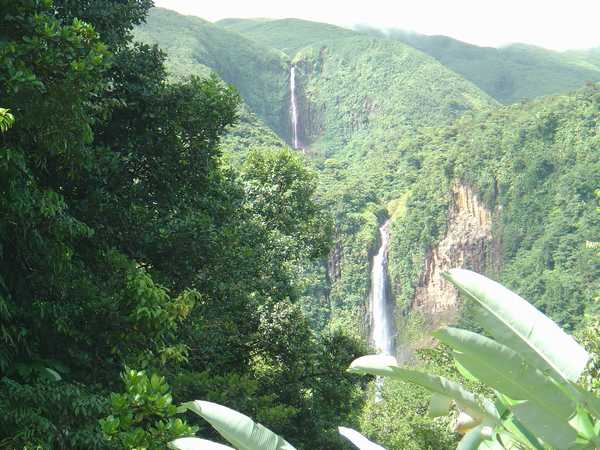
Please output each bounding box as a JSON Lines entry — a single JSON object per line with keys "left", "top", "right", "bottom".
{"left": 370, "top": 220, "right": 395, "bottom": 401}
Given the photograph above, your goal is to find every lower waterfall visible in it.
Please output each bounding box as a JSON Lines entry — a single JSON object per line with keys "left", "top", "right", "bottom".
{"left": 370, "top": 219, "right": 395, "bottom": 356}
{"left": 369, "top": 219, "right": 395, "bottom": 401}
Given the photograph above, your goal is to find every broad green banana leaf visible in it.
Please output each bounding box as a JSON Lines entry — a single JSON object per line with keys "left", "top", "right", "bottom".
{"left": 428, "top": 393, "right": 452, "bottom": 418}
{"left": 568, "top": 382, "right": 600, "bottom": 420}
{"left": 455, "top": 359, "right": 479, "bottom": 383}
{"left": 511, "top": 400, "right": 578, "bottom": 449}
{"left": 338, "top": 427, "right": 387, "bottom": 450}
{"left": 348, "top": 355, "right": 500, "bottom": 424}
{"left": 347, "top": 354, "right": 398, "bottom": 377}
{"left": 485, "top": 431, "right": 524, "bottom": 449}
{"left": 456, "top": 425, "right": 493, "bottom": 450}
{"left": 478, "top": 439, "right": 506, "bottom": 450}
{"left": 569, "top": 407, "right": 597, "bottom": 442}
{"left": 500, "top": 413, "right": 545, "bottom": 450}
{"left": 182, "top": 401, "right": 296, "bottom": 450}
{"left": 443, "top": 269, "right": 589, "bottom": 384}
{"left": 435, "top": 327, "right": 575, "bottom": 419}
{"left": 170, "top": 437, "right": 235, "bottom": 449}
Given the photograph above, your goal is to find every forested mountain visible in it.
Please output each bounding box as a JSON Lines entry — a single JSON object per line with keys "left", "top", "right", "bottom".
{"left": 217, "top": 17, "right": 600, "bottom": 105}
{"left": 217, "top": 17, "right": 357, "bottom": 55}
{"left": 388, "top": 85, "right": 600, "bottom": 334}
{"left": 138, "top": 9, "right": 498, "bottom": 331}
{"left": 1, "top": 3, "right": 598, "bottom": 449}
{"left": 357, "top": 28, "right": 600, "bottom": 103}
{"left": 134, "top": 8, "right": 290, "bottom": 136}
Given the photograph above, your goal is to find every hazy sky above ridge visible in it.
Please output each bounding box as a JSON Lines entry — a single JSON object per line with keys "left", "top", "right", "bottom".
{"left": 154, "top": 0, "right": 600, "bottom": 51}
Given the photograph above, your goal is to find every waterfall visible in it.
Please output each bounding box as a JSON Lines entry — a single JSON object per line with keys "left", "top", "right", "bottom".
{"left": 289, "top": 65, "right": 301, "bottom": 149}
{"left": 370, "top": 219, "right": 395, "bottom": 356}
{"left": 370, "top": 219, "right": 395, "bottom": 401}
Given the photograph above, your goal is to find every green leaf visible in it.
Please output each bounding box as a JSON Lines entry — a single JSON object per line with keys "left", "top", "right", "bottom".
{"left": 568, "top": 383, "right": 600, "bottom": 421}
{"left": 569, "top": 407, "right": 596, "bottom": 442}
{"left": 443, "top": 269, "right": 589, "bottom": 384}
{"left": 456, "top": 425, "right": 492, "bottom": 450}
{"left": 455, "top": 359, "right": 479, "bottom": 383}
{"left": 338, "top": 427, "right": 386, "bottom": 450}
{"left": 511, "top": 401, "right": 578, "bottom": 449}
{"left": 478, "top": 438, "right": 506, "bottom": 450}
{"left": 348, "top": 355, "right": 500, "bottom": 424}
{"left": 501, "top": 414, "right": 545, "bottom": 450}
{"left": 347, "top": 354, "right": 398, "bottom": 377}
{"left": 169, "top": 437, "right": 235, "bottom": 450}
{"left": 435, "top": 327, "right": 575, "bottom": 419}
{"left": 182, "top": 400, "right": 296, "bottom": 450}
{"left": 428, "top": 393, "right": 452, "bottom": 418}
{"left": 42, "top": 367, "right": 62, "bottom": 382}
{"left": 486, "top": 431, "right": 523, "bottom": 449}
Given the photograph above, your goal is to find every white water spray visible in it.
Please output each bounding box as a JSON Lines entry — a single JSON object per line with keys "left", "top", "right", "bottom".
{"left": 370, "top": 219, "right": 394, "bottom": 356}
{"left": 289, "top": 66, "right": 300, "bottom": 149}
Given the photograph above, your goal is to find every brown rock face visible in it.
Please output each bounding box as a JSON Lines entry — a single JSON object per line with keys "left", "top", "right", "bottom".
{"left": 411, "top": 184, "right": 495, "bottom": 326}
{"left": 328, "top": 239, "right": 343, "bottom": 283}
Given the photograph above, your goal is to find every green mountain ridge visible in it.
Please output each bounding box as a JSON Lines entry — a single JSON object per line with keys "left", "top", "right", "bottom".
{"left": 388, "top": 85, "right": 600, "bottom": 332}
{"left": 217, "top": 17, "right": 358, "bottom": 56}
{"left": 355, "top": 27, "right": 600, "bottom": 103}
{"left": 217, "top": 16, "right": 600, "bottom": 104}
{"left": 136, "top": 6, "right": 599, "bottom": 337}
{"left": 135, "top": 8, "right": 291, "bottom": 137}
{"left": 136, "top": 8, "right": 599, "bottom": 332}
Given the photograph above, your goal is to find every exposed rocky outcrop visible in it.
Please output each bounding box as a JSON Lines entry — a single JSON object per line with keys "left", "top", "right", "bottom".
{"left": 327, "top": 240, "right": 343, "bottom": 283}
{"left": 411, "top": 184, "right": 498, "bottom": 327}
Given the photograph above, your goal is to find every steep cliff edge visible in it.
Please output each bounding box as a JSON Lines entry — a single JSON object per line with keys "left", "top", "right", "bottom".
{"left": 410, "top": 184, "right": 497, "bottom": 327}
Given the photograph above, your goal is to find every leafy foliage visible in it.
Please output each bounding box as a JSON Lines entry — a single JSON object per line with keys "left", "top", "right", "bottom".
{"left": 2, "top": 3, "right": 599, "bottom": 448}
{"left": 100, "top": 369, "right": 197, "bottom": 450}
{"left": 0, "top": 2, "right": 359, "bottom": 448}
{"left": 389, "top": 84, "right": 600, "bottom": 329}
{"left": 350, "top": 270, "right": 600, "bottom": 449}
{"left": 358, "top": 348, "right": 460, "bottom": 450}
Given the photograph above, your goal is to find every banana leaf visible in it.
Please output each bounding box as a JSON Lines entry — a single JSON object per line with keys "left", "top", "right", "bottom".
{"left": 170, "top": 437, "right": 235, "bottom": 449}
{"left": 338, "top": 427, "right": 387, "bottom": 450}
{"left": 435, "top": 327, "right": 575, "bottom": 419}
{"left": 443, "top": 269, "right": 589, "bottom": 384}
{"left": 182, "top": 400, "right": 296, "bottom": 450}
{"left": 348, "top": 356, "right": 500, "bottom": 424}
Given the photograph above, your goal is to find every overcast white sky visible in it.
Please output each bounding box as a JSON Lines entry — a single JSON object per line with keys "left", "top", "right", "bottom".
{"left": 153, "top": 0, "right": 600, "bottom": 51}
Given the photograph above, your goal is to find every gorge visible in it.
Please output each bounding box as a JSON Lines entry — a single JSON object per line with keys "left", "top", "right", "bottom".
{"left": 3, "top": 5, "right": 599, "bottom": 448}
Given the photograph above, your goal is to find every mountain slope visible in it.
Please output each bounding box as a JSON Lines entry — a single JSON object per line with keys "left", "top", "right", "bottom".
{"left": 292, "top": 34, "right": 496, "bottom": 156}
{"left": 134, "top": 8, "right": 290, "bottom": 137}
{"left": 388, "top": 84, "right": 600, "bottom": 333}
{"left": 217, "top": 18, "right": 357, "bottom": 56}
{"left": 358, "top": 28, "right": 600, "bottom": 103}
{"left": 141, "top": 12, "right": 497, "bottom": 328}
{"left": 136, "top": 10, "right": 598, "bottom": 339}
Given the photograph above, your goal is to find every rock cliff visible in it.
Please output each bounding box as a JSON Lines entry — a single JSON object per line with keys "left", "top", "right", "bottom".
{"left": 411, "top": 184, "right": 498, "bottom": 327}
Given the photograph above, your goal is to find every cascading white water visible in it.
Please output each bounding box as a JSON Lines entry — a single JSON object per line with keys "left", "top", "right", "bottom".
{"left": 370, "top": 219, "right": 395, "bottom": 401}
{"left": 370, "top": 219, "right": 394, "bottom": 356}
{"left": 289, "top": 66, "right": 300, "bottom": 149}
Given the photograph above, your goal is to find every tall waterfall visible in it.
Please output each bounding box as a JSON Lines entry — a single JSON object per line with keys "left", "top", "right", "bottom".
{"left": 370, "top": 219, "right": 394, "bottom": 356}
{"left": 289, "top": 66, "right": 300, "bottom": 149}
